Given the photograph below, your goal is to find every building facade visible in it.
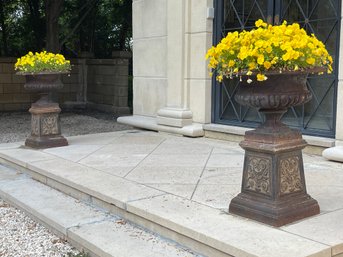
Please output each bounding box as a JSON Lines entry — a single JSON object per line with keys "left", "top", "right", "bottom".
{"left": 119, "top": 0, "right": 343, "bottom": 151}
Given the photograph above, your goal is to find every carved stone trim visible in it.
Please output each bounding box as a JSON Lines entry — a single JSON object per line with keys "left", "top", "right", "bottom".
{"left": 244, "top": 156, "right": 272, "bottom": 196}
{"left": 31, "top": 115, "right": 40, "bottom": 136}
{"left": 280, "top": 156, "right": 303, "bottom": 195}
{"left": 41, "top": 114, "right": 59, "bottom": 135}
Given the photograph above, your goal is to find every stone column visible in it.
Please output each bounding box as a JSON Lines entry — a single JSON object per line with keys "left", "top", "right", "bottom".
{"left": 157, "top": 0, "right": 193, "bottom": 128}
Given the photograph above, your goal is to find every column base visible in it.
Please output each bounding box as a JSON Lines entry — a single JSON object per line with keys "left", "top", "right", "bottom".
{"left": 25, "top": 135, "right": 68, "bottom": 149}
{"left": 157, "top": 108, "right": 193, "bottom": 128}
{"left": 229, "top": 192, "right": 319, "bottom": 227}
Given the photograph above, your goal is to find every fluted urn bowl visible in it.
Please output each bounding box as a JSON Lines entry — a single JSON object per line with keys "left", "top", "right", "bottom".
{"left": 20, "top": 72, "right": 66, "bottom": 105}
{"left": 23, "top": 72, "right": 64, "bottom": 92}
{"left": 234, "top": 70, "right": 315, "bottom": 111}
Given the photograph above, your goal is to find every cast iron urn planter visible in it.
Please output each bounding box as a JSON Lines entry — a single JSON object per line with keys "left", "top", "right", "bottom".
{"left": 228, "top": 70, "right": 320, "bottom": 227}
{"left": 21, "top": 72, "right": 68, "bottom": 148}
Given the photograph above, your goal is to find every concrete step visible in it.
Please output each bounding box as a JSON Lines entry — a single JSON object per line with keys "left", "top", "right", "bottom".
{"left": 0, "top": 164, "right": 200, "bottom": 257}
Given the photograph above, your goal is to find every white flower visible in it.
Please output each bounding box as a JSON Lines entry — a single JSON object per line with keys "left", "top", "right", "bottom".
{"left": 247, "top": 78, "right": 253, "bottom": 84}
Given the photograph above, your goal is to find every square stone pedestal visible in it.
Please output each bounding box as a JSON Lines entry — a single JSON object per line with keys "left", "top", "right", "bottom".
{"left": 229, "top": 127, "right": 320, "bottom": 227}
{"left": 25, "top": 104, "right": 68, "bottom": 149}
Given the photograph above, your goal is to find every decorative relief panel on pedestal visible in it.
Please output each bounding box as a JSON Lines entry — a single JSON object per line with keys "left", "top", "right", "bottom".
{"left": 31, "top": 115, "right": 40, "bottom": 136}
{"left": 244, "top": 156, "right": 271, "bottom": 196}
{"left": 280, "top": 156, "right": 303, "bottom": 195}
{"left": 42, "top": 114, "right": 59, "bottom": 135}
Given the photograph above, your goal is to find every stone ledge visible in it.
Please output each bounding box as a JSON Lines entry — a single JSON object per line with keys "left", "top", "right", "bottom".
{"left": 117, "top": 115, "right": 204, "bottom": 137}
{"left": 0, "top": 167, "right": 198, "bottom": 257}
{"left": 204, "top": 123, "right": 335, "bottom": 148}
{"left": 322, "top": 146, "right": 343, "bottom": 163}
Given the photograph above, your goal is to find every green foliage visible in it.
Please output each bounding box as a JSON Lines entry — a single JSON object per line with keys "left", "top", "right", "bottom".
{"left": 0, "top": 0, "right": 132, "bottom": 58}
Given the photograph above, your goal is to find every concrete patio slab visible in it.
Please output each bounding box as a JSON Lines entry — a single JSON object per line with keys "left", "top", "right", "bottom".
{"left": 0, "top": 147, "right": 57, "bottom": 167}
{"left": 68, "top": 219, "right": 197, "bottom": 257}
{"left": 127, "top": 194, "right": 330, "bottom": 257}
{"left": 145, "top": 183, "right": 197, "bottom": 199}
{"left": 126, "top": 166, "right": 203, "bottom": 184}
{"left": 0, "top": 130, "right": 342, "bottom": 257}
{"left": 0, "top": 166, "right": 199, "bottom": 257}
{"left": 67, "top": 131, "right": 127, "bottom": 145}
{"left": 206, "top": 153, "right": 244, "bottom": 168}
{"left": 191, "top": 184, "right": 240, "bottom": 209}
{"left": 283, "top": 209, "right": 343, "bottom": 255}
{"left": 0, "top": 174, "right": 108, "bottom": 236}
{"left": 0, "top": 142, "right": 23, "bottom": 150}
{"left": 139, "top": 154, "right": 210, "bottom": 167}
{"left": 198, "top": 167, "right": 242, "bottom": 185}
{"left": 27, "top": 158, "right": 165, "bottom": 209}
{"left": 43, "top": 144, "right": 104, "bottom": 162}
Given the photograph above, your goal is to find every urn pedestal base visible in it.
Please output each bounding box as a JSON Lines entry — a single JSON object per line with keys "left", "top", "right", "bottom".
{"left": 25, "top": 103, "right": 68, "bottom": 149}
{"left": 229, "top": 126, "right": 319, "bottom": 227}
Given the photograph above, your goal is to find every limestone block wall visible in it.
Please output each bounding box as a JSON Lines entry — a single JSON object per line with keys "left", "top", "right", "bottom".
{"left": 87, "top": 58, "right": 130, "bottom": 114}
{"left": 0, "top": 58, "right": 33, "bottom": 111}
{"left": 0, "top": 54, "right": 131, "bottom": 114}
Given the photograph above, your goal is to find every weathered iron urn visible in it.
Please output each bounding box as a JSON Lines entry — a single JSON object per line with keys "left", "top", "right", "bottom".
{"left": 22, "top": 72, "right": 68, "bottom": 148}
{"left": 229, "top": 71, "right": 320, "bottom": 227}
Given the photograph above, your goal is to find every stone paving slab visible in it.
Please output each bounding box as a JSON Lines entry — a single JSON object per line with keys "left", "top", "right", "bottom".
{"left": 0, "top": 172, "right": 108, "bottom": 236}
{"left": 0, "top": 147, "right": 57, "bottom": 167}
{"left": 68, "top": 220, "right": 198, "bottom": 257}
{"left": 26, "top": 158, "right": 165, "bottom": 209}
{"left": 0, "top": 131, "right": 342, "bottom": 257}
{"left": 0, "top": 165, "right": 199, "bottom": 257}
{"left": 43, "top": 144, "right": 105, "bottom": 162}
{"left": 127, "top": 194, "right": 330, "bottom": 257}
{"left": 283, "top": 210, "right": 343, "bottom": 256}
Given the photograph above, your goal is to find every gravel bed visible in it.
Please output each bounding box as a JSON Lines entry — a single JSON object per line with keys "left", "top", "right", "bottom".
{"left": 0, "top": 198, "right": 80, "bottom": 257}
{"left": 0, "top": 111, "right": 132, "bottom": 144}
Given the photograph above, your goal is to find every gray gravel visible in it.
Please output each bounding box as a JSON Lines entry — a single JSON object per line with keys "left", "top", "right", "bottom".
{"left": 0, "top": 198, "right": 80, "bottom": 257}
{"left": 0, "top": 111, "right": 132, "bottom": 143}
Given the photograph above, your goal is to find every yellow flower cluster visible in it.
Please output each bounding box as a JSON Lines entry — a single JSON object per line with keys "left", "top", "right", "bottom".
{"left": 206, "top": 20, "right": 333, "bottom": 83}
{"left": 15, "top": 51, "right": 71, "bottom": 73}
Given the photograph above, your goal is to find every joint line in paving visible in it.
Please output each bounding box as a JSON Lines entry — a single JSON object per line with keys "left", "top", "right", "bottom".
{"left": 125, "top": 192, "right": 168, "bottom": 205}
{"left": 123, "top": 138, "right": 168, "bottom": 178}
{"left": 190, "top": 147, "right": 214, "bottom": 200}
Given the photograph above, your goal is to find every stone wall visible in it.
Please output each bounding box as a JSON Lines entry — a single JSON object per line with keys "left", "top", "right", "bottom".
{"left": 0, "top": 58, "right": 32, "bottom": 111}
{"left": 0, "top": 52, "right": 131, "bottom": 114}
{"left": 86, "top": 55, "right": 131, "bottom": 114}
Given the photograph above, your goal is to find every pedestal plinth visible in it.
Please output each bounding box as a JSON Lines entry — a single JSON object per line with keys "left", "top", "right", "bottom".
{"left": 25, "top": 103, "right": 68, "bottom": 149}
{"left": 229, "top": 125, "right": 319, "bottom": 227}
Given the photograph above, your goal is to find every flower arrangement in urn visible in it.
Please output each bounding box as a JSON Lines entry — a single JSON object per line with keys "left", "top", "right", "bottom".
{"left": 15, "top": 51, "right": 71, "bottom": 74}
{"left": 15, "top": 51, "right": 71, "bottom": 149}
{"left": 206, "top": 20, "right": 333, "bottom": 227}
{"left": 206, "top": 19, "right": 333, "bottom": 83}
